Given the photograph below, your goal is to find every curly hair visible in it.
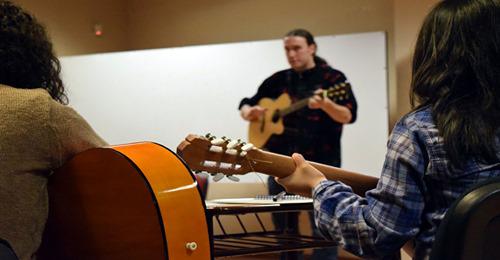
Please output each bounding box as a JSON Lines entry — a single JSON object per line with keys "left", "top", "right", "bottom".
{"left": 0, "top": 0, "right": 67, "bottom": 104}
{"left": 410, "top": 0, "right": 500, "bottom": 168}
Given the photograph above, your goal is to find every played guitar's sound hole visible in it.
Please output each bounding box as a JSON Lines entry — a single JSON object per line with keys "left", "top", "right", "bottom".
{"left": 272, "top": 110, "right": 280, "bottom": 123}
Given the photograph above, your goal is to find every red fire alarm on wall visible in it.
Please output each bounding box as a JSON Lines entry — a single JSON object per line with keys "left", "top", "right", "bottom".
{"left": 94, "top": 23, "right": 103, "bottom": 37}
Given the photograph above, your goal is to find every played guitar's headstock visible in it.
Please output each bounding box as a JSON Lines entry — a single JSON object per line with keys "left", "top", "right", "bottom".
{"left": 325, "top": 82, "right": 350, "bottom": 102}
{"left": 177, "top": 134, "right": 260, "bottom": 182}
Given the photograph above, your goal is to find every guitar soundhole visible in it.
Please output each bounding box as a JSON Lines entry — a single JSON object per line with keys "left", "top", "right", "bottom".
{"left": 271, "top": 110, "right": 281, "bottom": 123}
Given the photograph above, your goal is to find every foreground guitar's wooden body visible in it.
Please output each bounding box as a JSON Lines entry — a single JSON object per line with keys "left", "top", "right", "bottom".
{"left": 38, "top": 142, "right": 212, "bottom": 260}
{"left": 248, "top": 93, "right": 291, "bottom": 148}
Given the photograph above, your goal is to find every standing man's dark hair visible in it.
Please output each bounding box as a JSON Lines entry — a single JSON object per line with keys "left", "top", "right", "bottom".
{"left": 285, "top": 28, "right": 327, "bottom": 66}
{"left": 0, "top": 0, "right": 67, "bottom": 104}
{"left": 410, "top": 0, "right": 500, "bottom": 168}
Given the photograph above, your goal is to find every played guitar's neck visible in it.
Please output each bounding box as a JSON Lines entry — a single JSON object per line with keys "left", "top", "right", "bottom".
{"left": 280, "top": 98, "right": 310, "bottom": 117}
{"left": 280, "top": 88, "right": 334, "bottom": 118}
{"left": 250, "top": 150, "right": 378, "bottom": 196}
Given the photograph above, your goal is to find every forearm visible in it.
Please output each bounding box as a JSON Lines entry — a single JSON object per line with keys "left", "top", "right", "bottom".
{"left": 321, "top": 100, "right": 352, "bottom": 123}
{"left": 313, "top": 180, "right": 420, "bottom": 258}
{"left": 313, "top": 180, "right": 379, "bottom": 257}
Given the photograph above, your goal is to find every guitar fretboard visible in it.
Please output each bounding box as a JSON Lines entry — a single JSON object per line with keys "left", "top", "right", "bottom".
{"left": 279, "top": 98, "right": 310, "bottom": 117}
{"left": 278, "top": 85, "right": 349, "bottom": 118}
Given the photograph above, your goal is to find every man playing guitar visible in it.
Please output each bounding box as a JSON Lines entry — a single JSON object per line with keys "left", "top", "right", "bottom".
{"left": 238, "top": 28, "right": 357, "bottom": 260}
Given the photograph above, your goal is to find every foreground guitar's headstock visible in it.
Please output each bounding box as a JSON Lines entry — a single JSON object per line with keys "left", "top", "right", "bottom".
{"left": 177, "top": 134, "right": 259, "bottom": 182}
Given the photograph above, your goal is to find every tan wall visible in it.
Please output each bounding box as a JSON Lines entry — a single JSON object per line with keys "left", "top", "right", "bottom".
{"left": 16, "top": 0, "right": 400, "bottom": 126}
{"left": 14, "top": 0, "right": 440, "bottom": 128}
{"left": 14, "top": 0, "right": 129, "bottom": 56}
{"left": 126, "top": 0, "right": 394, "bottom": 49}
{"left": 393, "top": 0, "right": 439, "bottom": 125}
{"left": 14, "top": 0, "right": 440, "bottom": 127}
{"left": 126, "top": 0, "right": 398, "bottom": 126}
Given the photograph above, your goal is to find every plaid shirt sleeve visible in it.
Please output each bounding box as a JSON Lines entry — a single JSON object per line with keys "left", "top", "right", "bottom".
{"left": 312, "top": 117, "right": 427, "bottom": 258}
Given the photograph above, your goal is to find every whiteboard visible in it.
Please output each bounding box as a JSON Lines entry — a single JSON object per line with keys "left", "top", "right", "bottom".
{"left": 60, "top": 31, "right": 388, "bottom": 181}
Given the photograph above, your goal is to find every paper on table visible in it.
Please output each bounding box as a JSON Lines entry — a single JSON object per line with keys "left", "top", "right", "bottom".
{"left": 209, "top": 197, "right": 312, "bottom": 205}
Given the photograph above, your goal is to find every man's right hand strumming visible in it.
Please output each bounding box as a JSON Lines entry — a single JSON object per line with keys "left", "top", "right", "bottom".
{"left": 240, "top": 105, "right": 266, "bottom": 121}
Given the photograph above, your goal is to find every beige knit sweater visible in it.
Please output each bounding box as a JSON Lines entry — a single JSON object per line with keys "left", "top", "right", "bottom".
{"left": 0, "top": 84, "right": 107, "bottom": 260}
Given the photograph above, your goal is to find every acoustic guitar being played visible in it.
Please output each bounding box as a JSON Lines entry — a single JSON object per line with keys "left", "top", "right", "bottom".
{"left": 177, "top": 134, "right": 378, "bottom": 196}
{"left": 248, "top": 82, "right": 351, "bottom": 148}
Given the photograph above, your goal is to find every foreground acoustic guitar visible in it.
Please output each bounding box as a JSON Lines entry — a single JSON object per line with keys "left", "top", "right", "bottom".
{"left": 248, "top": 83, "right": 350, "bottom": 148}
{"left": 177, "top": 135, "right": 378, "bottom": 196}
{"left": 38, "top": 142, "right": 211, "bottom": 260}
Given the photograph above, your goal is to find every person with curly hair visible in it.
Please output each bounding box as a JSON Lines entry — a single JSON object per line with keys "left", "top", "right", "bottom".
{"left": 276, "top": 0, "right": 500, "bottom": 259}
{"left": 0, "top": 1, "right": 107, "bottom": 259}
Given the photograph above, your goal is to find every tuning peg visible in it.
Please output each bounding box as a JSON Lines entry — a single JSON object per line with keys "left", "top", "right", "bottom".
{"left": 227, "top": 138, "right": 243, "bottom": 149}
{"left": 212, "top": 173, "right": 225, "bottom": 182}
{"left": 211, "top": 138, "right": 226, "bottom": 145}
{"left": 193, "top": 170, "right": 202, "bottom": 174}
{"left": 226, "top": 139, "right": 238, "bottom": 149}
{"left": 241, "top": 143, "right": 254, "bottom": 151}
{"left": 226, "top": 175, "right": 240, "bottom": 182}
{"left": 205, "top": 133, "right": 216, "bottom": 140}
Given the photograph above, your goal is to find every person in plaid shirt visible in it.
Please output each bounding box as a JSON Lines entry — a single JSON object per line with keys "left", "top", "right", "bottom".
{"left": 275, "top": 0, "right": 500, "bottom": 259}
{"left": 239, "top": 29, "right": 357, "bottom": 260}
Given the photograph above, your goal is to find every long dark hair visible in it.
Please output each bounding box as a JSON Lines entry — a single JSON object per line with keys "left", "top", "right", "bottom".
{"left": 410, "top": 0, "right": 500, "bottom": 168}
{"left": 0, "top": 0, "right": 67, "bottom": 104}
{"left": 285, "top": 28, "right": 328, "bottom": 66}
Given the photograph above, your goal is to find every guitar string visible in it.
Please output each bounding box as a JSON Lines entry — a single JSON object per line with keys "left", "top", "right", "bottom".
{"left": 229, "top": 142, "right": 269, "bottom": 189}
{"left": 244, "top": 151, "right": 268, "bottom": 188}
